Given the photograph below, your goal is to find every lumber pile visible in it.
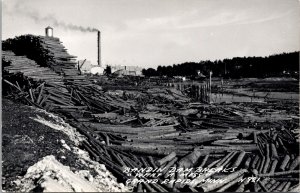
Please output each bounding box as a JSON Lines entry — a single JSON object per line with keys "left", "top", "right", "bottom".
{"left": 3, "top": 35, "right": 79, "bottom": 76}
{"left": 2, "top": 51, "right": 63, "bottom": 83}
{"left": 2, "top": 51, "right": 79, "bottom": 111}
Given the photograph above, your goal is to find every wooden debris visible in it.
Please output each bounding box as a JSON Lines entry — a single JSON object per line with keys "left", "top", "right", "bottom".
{"left": 2, "top": 35, "right": 299, "bottom": 192}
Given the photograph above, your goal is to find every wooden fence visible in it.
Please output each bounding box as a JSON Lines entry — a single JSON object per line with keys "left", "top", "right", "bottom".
{"left": 166, "top": 81, "right": 211, "bottom": 103}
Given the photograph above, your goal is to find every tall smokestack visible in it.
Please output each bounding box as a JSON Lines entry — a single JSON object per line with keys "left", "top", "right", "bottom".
{"left": 97, "top": 30, "right": 101, "bottom": 66}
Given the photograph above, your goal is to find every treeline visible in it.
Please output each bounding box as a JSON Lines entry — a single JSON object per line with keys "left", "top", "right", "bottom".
{"left": 142, "top": 52, "right": 299, "bottom": 78}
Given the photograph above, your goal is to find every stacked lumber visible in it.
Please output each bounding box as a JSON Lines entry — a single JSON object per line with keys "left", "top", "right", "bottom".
{"left": 2, "top": 51, "right": 79, "bottom": 111}
{"left": 2, "top": 51, "right": 63, "bottom": 83}
{"left": 2, "top": 35, "right": 79, "bottom": 76}
{"left": 38, "top": 36, "right": 79, "bottom": 76}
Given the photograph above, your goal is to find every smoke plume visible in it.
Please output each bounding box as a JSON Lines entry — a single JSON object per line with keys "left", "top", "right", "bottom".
{"left": 36, "top": 15, "right": 99, "bottom": 32}
{"left": 13, "top": 2, "right": 99, "bottom": 32}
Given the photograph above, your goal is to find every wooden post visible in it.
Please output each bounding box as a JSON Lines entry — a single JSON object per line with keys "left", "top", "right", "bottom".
{"left": 192, "top": 84, "right": 195, "bottom": 99}
{"left": 205, "top": 84, "right": 207, "bottom": 102}
{"left": 198, "top": 85, "right": 200, "bottom": 101}
{"left": 203, "top": 84, "right": 205, "bottom": 102}
{"left": 200, "top": 85, "right": 203, "bottom": 102}
{"left": 204, "top": 84, "right": 207, "bottom": 103}
{"left": 209, "top": 71, "right": 212, "bottom": 103}
{"left": 196, "top": 84, "right": 199, "bottom": 101}
{"left": 202, "top": 85, "right": 204, "bottom": 102}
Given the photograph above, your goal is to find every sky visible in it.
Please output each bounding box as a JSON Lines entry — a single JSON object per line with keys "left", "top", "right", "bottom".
{"left": 2, "top": 0, "right": 300, "bottom": 68}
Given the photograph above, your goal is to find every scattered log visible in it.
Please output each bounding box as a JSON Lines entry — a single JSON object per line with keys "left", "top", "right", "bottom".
{"left": 199, "top": 169, "right": 248, "bottom": 192}
{"left": 216, "top": 175, "right": 243, "bottom": 192}
{"left": 244, "top": 156, "right": 252, "bottom": 169}
{"left": 156, "top": 152, "right": 176, "bottom": 166}
{"left": 279, "top": 155, "right": 290, "bottom": 171}
{"left": 271, "top": 143, "right": 279, "bottom": 160}
{"left": 288, "top": 156, "right": 300, "bottom": 170}
{"left": 269, "top": 159, "right": 279, "bottom": 174}
{"left": 258, "top": 170, "right": 300, "bottom": 177}
{"left": 178, "top": 149, "right": 202, "bottom": 168}
{"left": 232, "top": 151, "right": 246, "bottom": 168}
{"left": 251, "top": 155, "right": 260, "bottom": 169}
{"left": 198, "top": 154, "right": 209, "bottom": 168}
{"left": 162, "top": 157, "right": 178, "bottom": 177}
{"left": 282, "top": 181, "right": 291, "bottom": 192}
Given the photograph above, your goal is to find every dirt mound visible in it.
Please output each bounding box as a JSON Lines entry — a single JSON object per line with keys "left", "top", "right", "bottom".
{"left": 2, "top": 98, "right": 129, "bottom": 192}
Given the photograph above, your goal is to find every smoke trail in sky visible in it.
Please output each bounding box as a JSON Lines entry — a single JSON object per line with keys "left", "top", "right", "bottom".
{"left": 13, "top": 2, "right": 98, "bottom": 32}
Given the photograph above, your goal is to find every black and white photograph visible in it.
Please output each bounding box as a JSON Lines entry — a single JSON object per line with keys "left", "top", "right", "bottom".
{"left": 1, "top": 0, "right": 300, "bottom": 192}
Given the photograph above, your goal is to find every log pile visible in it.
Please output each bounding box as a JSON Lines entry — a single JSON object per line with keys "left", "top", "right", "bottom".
{"left": 2, "top": 36, "right": 299, "bottom": 192}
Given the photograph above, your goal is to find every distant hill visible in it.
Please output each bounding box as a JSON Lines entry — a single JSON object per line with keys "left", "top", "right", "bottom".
{"left": 142, "top": 52, "right": 299, "bottom": 78}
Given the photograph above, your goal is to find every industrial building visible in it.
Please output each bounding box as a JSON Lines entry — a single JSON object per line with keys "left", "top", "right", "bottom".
{"left": 111, "top": 65, "right": 143, "bottom": 76}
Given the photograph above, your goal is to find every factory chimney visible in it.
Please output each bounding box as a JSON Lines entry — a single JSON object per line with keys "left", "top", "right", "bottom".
{"left": 45, "top": 26, "right": 53, "bottom": 37}
{"left": 97, "top": 30, "right": 101, "bottom": 66}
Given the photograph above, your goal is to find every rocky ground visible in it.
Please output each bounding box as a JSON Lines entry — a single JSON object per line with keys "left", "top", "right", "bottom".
{"left": 2, "top": 98, "right": 129, "bottom": 192}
